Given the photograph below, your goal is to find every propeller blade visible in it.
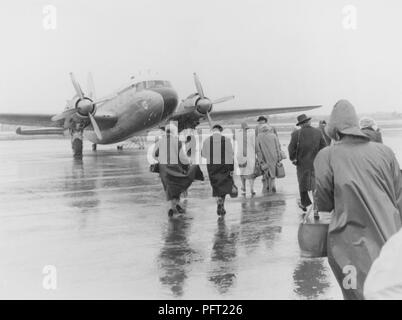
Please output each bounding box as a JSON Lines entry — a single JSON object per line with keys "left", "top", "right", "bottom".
{"left": 211, "top": 95, "right": 235, "bottom": 104}
{"left": 91, "top": 94, "right": 117, "bottom": 106}
{"left": 206, "top": 112, "right": 213, "bottom": 129}
{"left": 193, "top": 73, "right": 205, "bottom": 99}
{"left": 70, "top": 72, "right": 84, "bottom": 99}
{"left": 87, "top": 72, "right": 96, "bottom": 100}
{"left": 51, "top": 108, "right": 76, "bottom": 122}
{"left": 89, "top": 113, "right": 102, "bottom": 140}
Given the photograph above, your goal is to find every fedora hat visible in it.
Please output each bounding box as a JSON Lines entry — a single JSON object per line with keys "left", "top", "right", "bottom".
{"left": 325, "top": 100, "right": 369, "bottom": 140}
{"left": 257, "top": 115, "right": 267, "bottom": 122}
{"left": 296, "top": 114, "right": 312, "bottom": 126}
{"left": 212, "top": 124, "right": 223, "bottom": 132}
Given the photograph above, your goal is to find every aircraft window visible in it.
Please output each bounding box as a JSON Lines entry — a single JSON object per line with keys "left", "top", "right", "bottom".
{"left": 153, "top": 80, "right": 166, "bottom": 87}
{"left": 145, "top": 81, "right": 155, "bottom": 88}
{"left": 136, "top": 82, "right": 145, "bottom": 90}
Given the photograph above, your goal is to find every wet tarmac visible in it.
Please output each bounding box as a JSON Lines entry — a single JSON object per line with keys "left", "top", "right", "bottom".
{"left": 8, "top": 130, "right": 402, "bottom": 299}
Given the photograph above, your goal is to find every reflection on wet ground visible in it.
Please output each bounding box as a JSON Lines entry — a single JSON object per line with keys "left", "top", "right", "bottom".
{"left": 0, "top": 139, "right": 342, "bottom": 299}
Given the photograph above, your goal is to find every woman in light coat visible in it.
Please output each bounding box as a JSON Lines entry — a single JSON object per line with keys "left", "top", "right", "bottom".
{"left": 236, "top": 122, "right": 256, "bottom": 196}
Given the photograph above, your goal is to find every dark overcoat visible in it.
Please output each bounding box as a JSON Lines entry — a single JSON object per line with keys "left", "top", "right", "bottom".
{"left": 288, "top": 125, "right": 326, "bottom": 192}
{"left": 202, "top": 133, "right": 234, "bottom": 197}
{"left": 154, "top": 135, "right": 202, "bottom": 201}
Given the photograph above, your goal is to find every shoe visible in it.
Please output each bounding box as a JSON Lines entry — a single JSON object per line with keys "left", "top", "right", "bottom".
{"left": 251, "top": 191, "right": 256, "bottom": 197}
{"left": 168, "top": 208, "right": 177, "bottom": 217}
{"left": 241, "top": 187, "right": 246, "bottom": 196}
{"left": 314, "top": 211, "right": 320, "bottom": 220}
{"left": 176, "top": 204, "right": 185, "bottom": 214}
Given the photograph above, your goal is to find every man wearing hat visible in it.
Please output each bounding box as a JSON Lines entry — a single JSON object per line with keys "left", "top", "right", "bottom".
{"left": 314, "top": 99, "right": 402, "bottom": 299}
{"left": 201, "top": 124, "right": 235, "bottom": 216}
{"left": 288, "top": 114, "right": 326, "bottom": 213}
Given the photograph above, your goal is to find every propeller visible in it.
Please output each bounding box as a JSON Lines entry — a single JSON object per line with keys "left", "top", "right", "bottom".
{"left": 52, "top": 72, "right": 108, "bottom": 140}
{"left": 192, "top": 73, "right": 234, "bottom": 128}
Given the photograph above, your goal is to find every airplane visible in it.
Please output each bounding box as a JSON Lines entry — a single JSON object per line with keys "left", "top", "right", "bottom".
{"left": 0, "top": 72, "right": 321, "bottom": 157}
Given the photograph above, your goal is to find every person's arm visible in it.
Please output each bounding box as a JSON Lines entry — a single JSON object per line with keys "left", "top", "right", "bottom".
{"left": 255, "top": 137, "right": 263, "bottom": 164}
{"left": 390, "top": 152, "right": 402, "bottom": 220}
{"left": 152, "top": 140, "right": 160, "bottom": 161}
{"left": 225, "top": 137, "right": 235, "bottom": 172}
{"left": 313, "top": 148, "right": 334, "bottom": 212}
{"left": 276, "top": 136, "right": 282, "bottom": 162}
{"left": 288, "top": 131, "right": 297, "bottom": 161}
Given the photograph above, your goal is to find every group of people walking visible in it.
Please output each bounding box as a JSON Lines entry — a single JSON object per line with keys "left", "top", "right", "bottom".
{"left": 152, "top": 115, "right": 286, "bottom": 217}
{"left": 152, "top": 99, "right": 402, "bottom": 299}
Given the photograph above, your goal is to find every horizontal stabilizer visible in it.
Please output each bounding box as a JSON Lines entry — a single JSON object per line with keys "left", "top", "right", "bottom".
{"left": 16, "top": 127, "right": 65, "bottom": 135}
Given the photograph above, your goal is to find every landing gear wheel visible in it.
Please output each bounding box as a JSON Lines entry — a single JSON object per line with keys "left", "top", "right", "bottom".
{"left": 117, "top": 145, "right": 123, "bottom": 150}
{"left": 72, "top": 138, "right": 83, "bottom": 159}
{"left": 92, "top": 144, "right": 97, "bottom": 151}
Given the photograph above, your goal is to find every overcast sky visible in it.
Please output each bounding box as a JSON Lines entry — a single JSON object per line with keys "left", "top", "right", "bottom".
{"left": 0, "top": 0, "right": 401, "bottom": 115}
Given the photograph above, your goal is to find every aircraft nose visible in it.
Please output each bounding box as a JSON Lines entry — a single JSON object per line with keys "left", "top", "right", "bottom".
{"left": 150, "top": 87, "right": 178, "bottom": 119}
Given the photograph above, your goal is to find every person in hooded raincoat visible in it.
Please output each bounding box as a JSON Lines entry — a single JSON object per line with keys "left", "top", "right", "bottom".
{"left": 201, "top": 124, "right": 235, "bottom": 216}
{"left": 314, "top": 99, "right": 402, "bottom": 300}
{"left": 153, "top": 124, "right": 204, "bottom": 217}
{"left": 256, "top": 124, "right": 282, "bottom": 193}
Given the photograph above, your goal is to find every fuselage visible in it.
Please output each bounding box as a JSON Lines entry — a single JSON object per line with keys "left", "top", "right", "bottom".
{"left": 84, "top": 80, "right": 178, "bottom": 144}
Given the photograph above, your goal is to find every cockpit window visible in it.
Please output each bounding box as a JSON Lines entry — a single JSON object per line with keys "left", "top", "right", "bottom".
{"left": 136, "top": 80, "right": 172, "bottom": 90}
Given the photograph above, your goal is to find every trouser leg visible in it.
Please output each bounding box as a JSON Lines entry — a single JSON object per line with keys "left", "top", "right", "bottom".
{"left": 300, "top": 191, "right": 312, "bottom": 208}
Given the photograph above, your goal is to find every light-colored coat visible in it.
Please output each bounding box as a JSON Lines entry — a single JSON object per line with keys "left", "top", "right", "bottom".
{"left": 256, "top": 128, "right": 281, "bottom": 177}
{"left": 314, "top": 136, "right": 402, "bottom": 299}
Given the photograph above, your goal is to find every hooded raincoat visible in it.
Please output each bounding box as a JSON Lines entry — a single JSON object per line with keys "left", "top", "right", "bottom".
{"left": 314, "top": 100, "right": 402, "bottom": 299}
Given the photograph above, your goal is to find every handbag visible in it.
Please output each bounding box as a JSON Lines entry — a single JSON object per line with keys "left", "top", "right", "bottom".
{"left": 238, "top": 160, "right": 248, "bottom": 168}
{"left": 230, "top": 183, "right": 238, "bottom": 198}
{"left": 149, "top": 162, "right": 160, "bottom": 173}
{"left": 275, "top": 162, "right": 285, "bottom": 178}
{"left": 297, "top": 209, "right": 329, "bottom": 258}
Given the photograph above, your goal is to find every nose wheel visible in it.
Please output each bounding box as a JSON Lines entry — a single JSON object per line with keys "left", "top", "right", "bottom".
{"left": 92, "top": 144, "right": 97, "bottom": 151}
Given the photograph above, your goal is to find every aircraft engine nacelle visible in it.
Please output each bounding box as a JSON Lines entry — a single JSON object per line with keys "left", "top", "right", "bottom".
{"left": 182, "top": 94, "right": 212, "bottom": 116}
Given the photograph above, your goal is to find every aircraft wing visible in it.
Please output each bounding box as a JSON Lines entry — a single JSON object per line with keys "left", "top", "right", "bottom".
{"left": 0, "top": 113, "right": 60, "bottom": 127}
{"left": 0, "top": 112, "right": 118, "bottom": 130}
{"left": 207, "top": 105, "right": 322, "bottom": 122}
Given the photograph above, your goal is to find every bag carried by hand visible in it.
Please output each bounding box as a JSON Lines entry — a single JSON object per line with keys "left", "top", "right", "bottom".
{"left": 275, "top": 162, "right": 285, "bottom": 178}
{"left": 149, "top": 162, "right": 160, "bottom": 173}
{"left": 298, "top": 210, "right": 329, "bottom": 258}
{"left": 230, "top": 183, "right": 238, "bottom": 198}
